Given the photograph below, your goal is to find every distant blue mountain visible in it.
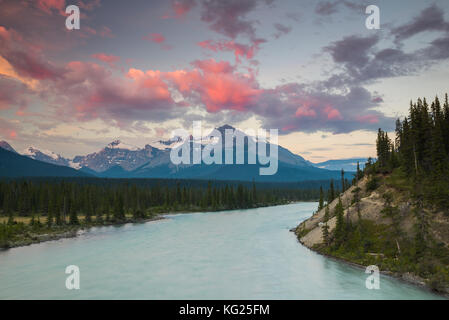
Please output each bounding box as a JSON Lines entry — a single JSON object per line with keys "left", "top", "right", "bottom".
{"left": 313, "top": 158, "right": 369, "bottom": 172}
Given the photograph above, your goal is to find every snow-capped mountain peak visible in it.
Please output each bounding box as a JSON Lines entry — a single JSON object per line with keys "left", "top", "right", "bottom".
{"left": 24, "top": 147, "right": 57, "bottom": 159}
{"left": 23, "top": 146, "right": 70, "bottom": 167}
{"left": 70, "top": 139, "right": 169, "bottom": 173}
{"left": 106, "top": 140, "right": 139, "bottom": 151}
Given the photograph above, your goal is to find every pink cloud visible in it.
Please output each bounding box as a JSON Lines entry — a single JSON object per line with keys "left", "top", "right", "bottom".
{"left": 49, "top": 61, "right": 180, "bottom": 125}
{"left": 282, "top": 124, "right": 296, "bottom": 132}
{"left": 197, "top": 40, "right": 216, "bottom": 51}
{"left": 172, "top": 0, "right": 196, "bottom": 18}
{"left": 36, "top": 0, "right": 102, "bottom": 17}
{"left": 99, "top": 26, "right": 113, "bottom": 38}
{"left": 0, "top": 78, "right": 29, "bottom": 111}
{"left": 78, "top": 26, "right": 113, "bottom": 39}
{"left": 92, "top": 53, "right": 120, "bottom": 64}
{"left": 143, "top": 33, "right": 172, "bottom": 50}
{"left": 143, "top": 33, "right": 166, "bottom": 44}
{"left": 78, "top": 0, "right": 101, "bottom": 11}
{"left": 191, "top": 59, "right": 234, "bottom": 73}
{"left": 356, "top": 114, "right": 379, "bottom": 123}
{"left": 165, "top": 59, "right": 261, "bottom": 112}
{"left": 197, "top": 39, "right": 264, "bottom": 63}
{"left": 9, "top": 51, "right": 62, "bottom": 80}
{"left": 295, "top": 105, "right": 317, "bottom": 118}
{"left": 36, "top": 0, "right": 66, "bottom": 15}
{"left": 0, "top": 26, "right": 12, "bottom": 41}
{"left": 0, "top": 25, "right": 63, "bottom": 80}
{"left": 324, "top": 105, "right": 343, "bottom": 120}
{"left": 0, "top": 21, "right": 392, "bottom": 135}
{"left": 44, "top": 59, "right": 387, "bottom": 134}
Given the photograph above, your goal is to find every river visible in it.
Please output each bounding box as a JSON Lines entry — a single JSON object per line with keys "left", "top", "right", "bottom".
{"left": 0, "top": 202, "right": 442, "bottom": 299}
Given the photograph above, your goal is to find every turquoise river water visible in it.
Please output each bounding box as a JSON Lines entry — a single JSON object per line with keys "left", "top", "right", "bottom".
{"left": 0, "top": 202, "right": 443, "bottom": 299}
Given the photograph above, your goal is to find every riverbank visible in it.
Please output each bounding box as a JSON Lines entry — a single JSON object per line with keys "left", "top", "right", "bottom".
{"left": 1, "top": 215, "right": 166, "bottom": 249}
{"left": 293, "top": 173, "right": 449, "bottom": 296}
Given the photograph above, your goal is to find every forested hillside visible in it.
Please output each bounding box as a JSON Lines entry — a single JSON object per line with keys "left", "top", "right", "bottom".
{"left": 296, "top": 94, "right": 449, "bottom": 294}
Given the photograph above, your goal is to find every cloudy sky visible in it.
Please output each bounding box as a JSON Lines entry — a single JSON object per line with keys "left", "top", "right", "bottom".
{"left": 1, "top": 0, "right": 449, "bottom": 162}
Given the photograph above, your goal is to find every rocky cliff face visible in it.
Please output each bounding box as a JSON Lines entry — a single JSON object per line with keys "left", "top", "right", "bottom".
{"left": 295, "top": 176, "right": 377, "bottom": 247}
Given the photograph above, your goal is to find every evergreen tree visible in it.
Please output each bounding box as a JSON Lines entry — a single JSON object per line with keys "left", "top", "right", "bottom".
{"left": 113, "top": 193, "right": 125, "bottom": 221}
{"left": 356, "top": 161, "right": 362, "bottom": 181}
{"left": 328, "top": 179, "right": 335, "bottom": 203}
{"left": 333, "top": 197, "right": 345, "bottom": 248}
{"left": 340, "top": 169, "right": 345, "bottom": 193}
{"left": 46, "top": 210, "right": 53, "bottom": 227}
{"left": 69, "top": 203, "right": 79, "bottom": 225}
{"left": 85, "top": 203, "right": 92, "bottom": 224}
{"left": 318, "top": 186, "right": 324, "bottom": 212}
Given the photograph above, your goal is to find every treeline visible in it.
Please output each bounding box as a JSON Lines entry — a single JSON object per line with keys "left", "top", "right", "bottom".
{"left": 371, "top": 94, "right": 449, "bottom": 209}
{"left": 0, "top": 178, "right": 320, "bottom": 225}
{"left": 2, "top": 176, "right": 336, "bottom": 191}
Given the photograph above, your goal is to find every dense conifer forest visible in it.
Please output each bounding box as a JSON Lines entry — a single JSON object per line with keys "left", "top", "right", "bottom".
{"left": 0, "top": 178, "right": 323, "bottom": 248}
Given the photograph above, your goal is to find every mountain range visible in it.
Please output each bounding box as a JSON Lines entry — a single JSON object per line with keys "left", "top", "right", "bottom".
{"left": 314, "top": 158, "right": 368, "bottom": 172}
{"left": 0, "top": 125, "right": 364, "bottom": 181}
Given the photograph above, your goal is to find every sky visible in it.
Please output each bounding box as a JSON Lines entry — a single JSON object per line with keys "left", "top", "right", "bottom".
{"left": 1, "top": 0, "right": 449, "bottom": 162}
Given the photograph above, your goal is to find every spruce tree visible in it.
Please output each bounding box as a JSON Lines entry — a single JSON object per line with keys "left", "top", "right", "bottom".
{"left": 340, "top": 169, "right": 345, "bottom": 193}
{"left": 69, "top": 205, "right": 79, "bottom": 225}
{"left": 322, "top": 205, "right": 330, "bottom": 246}
{"left": 318, "top": 186, "right": 324, "bottom": 211}
{"left": 329, "top": 179, "right": 335, "bottom": 203}
{"left": 114, "top": 193, "right": 125, "bottom": 221}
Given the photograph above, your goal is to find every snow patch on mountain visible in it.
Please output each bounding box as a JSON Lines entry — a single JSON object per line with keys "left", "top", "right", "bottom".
{"left": 23, "top": 146, "right": 70, "bottom": 167}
